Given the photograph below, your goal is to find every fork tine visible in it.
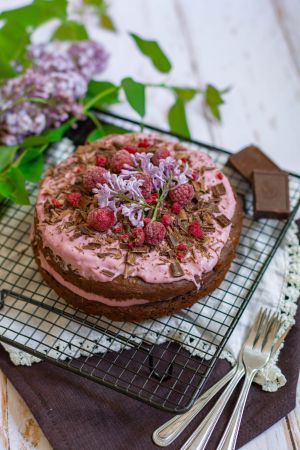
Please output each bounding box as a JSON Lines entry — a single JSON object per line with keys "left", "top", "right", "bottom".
{"left": 253, "top": 311, "right": 277, "bottom": 350}
{"left": 271, "top": 326, "right": 292, "bottom": 355}
{"left": 244, "top": 308, "right": 265, "bottom": 347}
{"left": 263, "top": 317, "right": 283, "bottom": 352}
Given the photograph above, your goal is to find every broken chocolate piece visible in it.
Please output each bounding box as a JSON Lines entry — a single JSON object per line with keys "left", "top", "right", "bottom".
{"left": 212, "top": 183, "right": 226, "bottom": 197}
{"left": 215, "top": 214, "right": 231, "bottom": 228}
{"left": 228, "top": 145, "right": 280, "bottom": 182}
{"left": 126, "top": 252, "right": 136, "bottom": 265}
{"left": 101, "top": 269, "right": 115, "bottom": 278}
{"left": 170, "top": 261, "right": 184, "bottom": 277}
{"left": 131, "top": 245, "right": 149, "bottom": 253}
{"left": 253, "top": 170, "right": 290, "bottom": 219}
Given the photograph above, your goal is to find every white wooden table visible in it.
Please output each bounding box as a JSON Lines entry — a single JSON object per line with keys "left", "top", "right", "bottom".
{"left": 0, "top": 0, "right": 300, "bottom": 449}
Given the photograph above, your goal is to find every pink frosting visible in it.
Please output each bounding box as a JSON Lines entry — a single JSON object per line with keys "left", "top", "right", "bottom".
{"left": 38, "top": 250, "right": 149, "bottom": 307}
{"left": 35, "top": 138, "right": 236, "bottom": 290}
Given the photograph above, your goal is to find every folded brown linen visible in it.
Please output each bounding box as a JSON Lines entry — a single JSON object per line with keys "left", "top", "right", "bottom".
{"left": 0, "top": 300, "right": 299, "bottom": 450}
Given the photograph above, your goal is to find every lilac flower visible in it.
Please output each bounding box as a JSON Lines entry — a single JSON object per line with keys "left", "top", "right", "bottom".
{"left": 0, "top": 41, "right": 108, "bottom": 145}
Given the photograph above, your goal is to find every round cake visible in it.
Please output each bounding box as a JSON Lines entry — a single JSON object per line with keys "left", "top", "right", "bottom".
{"left": 32, "top": 133, "right": 242, "bottom": 322}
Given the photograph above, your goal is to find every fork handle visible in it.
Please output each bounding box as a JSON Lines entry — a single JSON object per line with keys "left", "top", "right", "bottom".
{"left": 152, "top": 367, "right": 236, "bottom": 447}
{"left": 180, "top": 367, "right": 244, "bottom": 450}
{"left": 216, "top": 369, "right": 256, "bottom": 450}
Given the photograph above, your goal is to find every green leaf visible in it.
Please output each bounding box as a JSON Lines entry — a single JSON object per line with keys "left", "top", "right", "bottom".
{"left": 0, "top": 168, "right": 30, "bottom": 205}
{"left": 168, "top": 98, "right": 191, "bottom": 138}
{"left": 0, "top": 0, "right": 67, "bottom": 28}
{"left": 173, "top": 87, "right": 197, "bottom": 102}
{"left": 52, "top": 21, "right": 89, "bottom": 41}
{"left": 0, "top": 145, "right": 19, "bottom": 172}
{"left": 87, "top": 128, "right": 105, "bottom": 142}
{"left": 83, "top": 0, "right": 116, "bottom": 31}
{"left": 100, "top": 14, "right": 116, "bottom": 31}
{"left": 121, "top": 77, "right": 146, "bottom": 118}
{"left": 204, "top": 84, "right": 227, "bottom": 121}
{"left": 130, "top": 33, "right": 172, "bottom": 73}
{"left": 102, "top": 124, "right": 128, "bottom": 135}
{"left": 0, "top": 21, "right": 30, "bottom": 78}
{"left": 16, "top": 147, "right": 45, "bottom": 182}
{"left": 85, "top": 81, "right": 119, "bottom": 107}
{"left": 22, "top": 123, "right": 70, "bottom": 147}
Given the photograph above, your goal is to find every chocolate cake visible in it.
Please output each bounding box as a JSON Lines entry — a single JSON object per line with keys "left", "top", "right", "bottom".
{"left": 32, "top": 133, "right": 243, "bottom": 321}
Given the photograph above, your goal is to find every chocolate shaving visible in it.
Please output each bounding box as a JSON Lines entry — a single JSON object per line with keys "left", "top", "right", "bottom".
{"left": 79, "top": 225, "right": 94, "bottom": 236}
{"left": 166, "top": 232, "right": 178, "bottom": 248}
{"left": 215, "top": 214, "right": 231, "bottom": 228}
{"left": 202, "top": 225, "right": 216, "bottom": 233}
{"left": 212, "top": 183, "right": 226, "bottom": 197}
{"left": 170, "top": 261, "right": 184, "bottom": 277}
{"left": 82, "top": 243, "right": 100, "bottom": 250}
{"left": 131, "top": 245, "right": 149, "bottom": 253}
{"left": 126, "top": 252, "right": 136, "bottom": 265}
{"left": 101, "top": 269, "right": 115, "bottom": 278}
{"left": 179, "top": 209, "right": 188, "bottom": 221}
{"left": 123, "top": 264, "right": 129, "bottom": 279}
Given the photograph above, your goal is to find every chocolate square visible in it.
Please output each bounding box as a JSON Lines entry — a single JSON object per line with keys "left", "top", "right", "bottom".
{"left": 253, "top": 170, "right": 290, "bottom": 219}
{"left": 228, "top": 145, "right": 280, "bottom": 182}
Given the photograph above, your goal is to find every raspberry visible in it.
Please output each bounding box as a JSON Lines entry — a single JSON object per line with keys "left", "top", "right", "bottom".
{"left": 188, "top": 221, "right": 204, "bottom": 239}
{"left": 176, "top": 251, "right": 185, "bottom": 261}
{"left": 143, "top": 217, "right": 151, "bottom": 225}
{"left": 74, "top": 166, "right": 82, "bottom": 174}
{"left": 145, "top": 193, "right": 158, "bottom": 204}
{"left": 177, "top": 242, "right": 187, "bottom": 251}
{"left": 138, "top": 138, "right": 151, "bottom": 148}
{"left": 152, "top": 148, "right": 171, "bottom": 165}
{"left": 171, "top": 202, "right": 181, "bottom": 214}
{"left": 132, "top": 227, "right": 145, "bottom": 246}
{"left": 120, "top": 234, "right": 129, "bottom": 242}
{"left": 192, "top": 170, "right": 199, "bottom": 181}
{"left": 124, "top": 146, "right": 138, "bottom": 154}
{"left": 216, "top": 172, "right": 224, "bottom": 180}
{"left": 111, "top": 149, "right": 134, "bottom": 173}
{"left": 67, "top": 192, "right": 81, "bottom": 207}
{"left": 83, "top": 167, "right": 107, "bottom": 191}
{"left": 114, "top": 225, "right": 123, "bottom": 234}
{"left": 136, "top": 173, "right": 152, "bottom": 197}
{"left": 181, "top": 157, "right": 188, "bottom": 164}
{"left": 51, "top": 198, "right": 62, "bottom": 208}
{"left": 145, "top": 221, "right": 166, "bottom": 245}
{"left": 87, "top": 207, "right": 116, "bottom": 232}
{"left": 160, "top": 214, "right": 172, "bottom": 227}
{"left": 169, "top": 183, "right": 194, "bottom": 206}
{"left": 96, "top": 154, "right": 107, "bottom": 167}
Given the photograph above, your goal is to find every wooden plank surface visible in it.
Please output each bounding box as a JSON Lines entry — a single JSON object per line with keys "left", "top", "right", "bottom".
{"left": 0, "top": 0, "right": 299, "bottom": 449}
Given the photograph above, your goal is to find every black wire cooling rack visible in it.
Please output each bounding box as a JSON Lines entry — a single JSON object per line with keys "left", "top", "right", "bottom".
{"left": 0, "top": 111, "right": 300, "bottom": 413}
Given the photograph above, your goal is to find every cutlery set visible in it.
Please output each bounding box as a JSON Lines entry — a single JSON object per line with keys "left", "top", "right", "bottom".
{"left": 153, "top": 309, "right": 290, "bottom": 450}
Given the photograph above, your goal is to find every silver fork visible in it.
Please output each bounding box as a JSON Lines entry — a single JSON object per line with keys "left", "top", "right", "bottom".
{"left": 180, "top": 309, "right": 282, "bottom": 450}
{"left": 153, "top": 313, "right": 289, "bottom": 448}
{"left": 153, "top": 309, "right": 265, "bottom": 447}
{"left": 216, "top": 315, "right": 283, "bottom": 450}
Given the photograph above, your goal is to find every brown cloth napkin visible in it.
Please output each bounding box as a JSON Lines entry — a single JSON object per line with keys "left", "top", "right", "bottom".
{"left": 0, "top": 300, "right": 299, "bottom": 450}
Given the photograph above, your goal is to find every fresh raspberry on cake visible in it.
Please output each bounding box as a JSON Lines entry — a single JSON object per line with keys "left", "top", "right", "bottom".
{"left": 136, "top": 173, "right": 152, "bottom": 197}
{"left": 152, "top": 148, "right": 171, "bottom": 165}
{"left": 171, "top": 202, "right": 182, "bottom": 214}
{"left": 95, "top": 154, "right": 107, "bottom": 167}
{"left": 67, "top": 192, "right": 81, "bottom": 207}
{"left": 169, "top": 183, "right": 194, "bottom": 206}
{"left": 87, "top": 207, "right": 116, "bottom": 232}
{"left": 83, "top": 167, "right": 107, "bottom": 191}
{"left": 188, "top": 220, "right": 204, "bottom": 239}
{"left": 138, "top": 138, "right": 151, "bottom": 148}
{"left": 160, "top": 214, "right": 172, "bottom": 226}
{"left": 111, "top": 149, "right": 134, "bottom": 173}
{"left": 124, "top": 146, "right": 138, "bottom": 154}
{"left": 51, "top": 198, "right": 62, "bottom": 208}
{"left": 144, "top": 221, "right": 166, "bottom": 245}
{"left": 132, "top": 227, "right": 145, "bottom": 246}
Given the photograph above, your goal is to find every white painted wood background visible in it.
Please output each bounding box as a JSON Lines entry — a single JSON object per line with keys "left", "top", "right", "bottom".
{"left": 0, "top": 0, "right": 300, "bottom": 449}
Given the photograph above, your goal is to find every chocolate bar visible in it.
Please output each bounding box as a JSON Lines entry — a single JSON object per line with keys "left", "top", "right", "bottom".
{"left": 253, "top": 170, "right": 290, "bottom": 219}
{"left": 228, "top": 145, "right": 280, "bottom": 182}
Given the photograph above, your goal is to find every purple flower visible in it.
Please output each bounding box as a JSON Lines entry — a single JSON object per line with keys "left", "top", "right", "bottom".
{"left": 0, "top": 40, "right": 108, "bottom": 145}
